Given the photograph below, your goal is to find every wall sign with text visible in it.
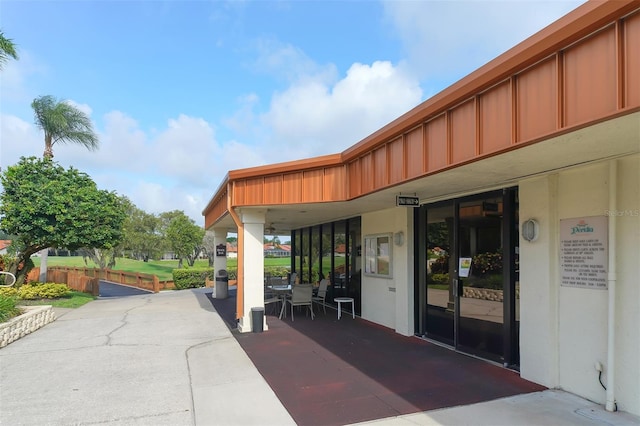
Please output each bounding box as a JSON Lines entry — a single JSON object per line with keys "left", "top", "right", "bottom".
{"left": 560, "top": 216, "right": 608, "bottom": 289}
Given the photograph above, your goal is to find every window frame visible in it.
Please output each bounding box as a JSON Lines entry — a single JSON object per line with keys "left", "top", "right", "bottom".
{"left": 364, "top": 233, "right": 393, "bottom": 278}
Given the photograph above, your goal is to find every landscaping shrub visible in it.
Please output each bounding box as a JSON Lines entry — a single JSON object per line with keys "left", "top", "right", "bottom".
{"left": 0, "top": 294, "right": 23, "bottom": 322}
{"left": 472, "top": 251, "right": 503, "bottom": 276}
{"left": 226, "top": 268, "right": 237, "bottom": 280}
{"left": 264, "top": 266, "right": 289, "bottom": 279}
{"left": 172, "top": 268, "right": 214, "bottom": 290}
{"left": 428, "top": 273, "right": 449, "bottom": 285}
{"left": 430, "top": 255, "right": 449, "bottom": 274}
{"left": 0, "top": 287, "right": 18, "bottom": 298}
{"left": 467, "top": 274, "right": 504, "bottom": 290}
{"left": 18, "top": 283, "right": 70, "bottom": 300}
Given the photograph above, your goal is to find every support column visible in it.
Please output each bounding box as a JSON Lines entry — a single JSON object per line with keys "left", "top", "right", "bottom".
{"left": 212, "top": 228, "right": 228, "bottom": 295}
{"left": 237, "top": 210, "right": 266, "bottom": 333}
{"left": 212, "top": 228, "right": 228, "bottom": 278}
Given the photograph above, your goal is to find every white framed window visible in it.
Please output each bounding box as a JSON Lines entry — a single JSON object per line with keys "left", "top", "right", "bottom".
{"left": 364, "top": 233, "right": 392, "bottom": 278}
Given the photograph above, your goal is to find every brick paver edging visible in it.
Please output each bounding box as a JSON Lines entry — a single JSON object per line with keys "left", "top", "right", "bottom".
{"left": 0, "top": 305, "right": 55, "bottom": 348}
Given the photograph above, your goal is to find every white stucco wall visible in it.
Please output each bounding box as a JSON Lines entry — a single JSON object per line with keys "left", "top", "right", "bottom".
{"left": 519, "top": 156, "right": 639, "bottom": 416}
{"left": 238, "top": 211, "right": 265, "bottom": 333}
{"left": 361, "top": 207, "right": 413, "bottom": 336}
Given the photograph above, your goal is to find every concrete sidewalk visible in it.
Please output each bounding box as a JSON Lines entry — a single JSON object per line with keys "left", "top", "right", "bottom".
{"left": 1, "top": 289, "right": 638, "bottom": 425}
{"left": 0, "top": 288, "right": 294, "bottom": 426}
{"left": 354, "top": 390, "right": 640, "bottom": 426}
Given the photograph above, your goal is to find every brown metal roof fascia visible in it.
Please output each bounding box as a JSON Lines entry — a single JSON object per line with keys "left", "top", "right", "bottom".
{"left": 340, "top": 0, "right": 640, "bottom": 162}
{"left": 226, "top": 182, "right": 244, "bottom": 320}
{"left": 202, "top": 173, "right": 229, "bottom": 216}
{"left": 227, "top": 153, "right": 343, "bottom": 180}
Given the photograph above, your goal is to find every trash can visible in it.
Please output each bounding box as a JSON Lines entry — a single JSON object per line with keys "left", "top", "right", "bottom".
{"left": 251, "top": 307, "right": 264, "bottom": 333}
{"left": 215, "top": 270, "right": 228, "bottom": 299}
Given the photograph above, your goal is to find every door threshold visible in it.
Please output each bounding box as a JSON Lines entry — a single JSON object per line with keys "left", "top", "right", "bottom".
{"left": 415, "top": 334, "right": 518, "bottom": 371}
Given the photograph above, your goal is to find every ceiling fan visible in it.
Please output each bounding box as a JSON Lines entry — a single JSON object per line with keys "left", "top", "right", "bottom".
{"left": 265, "top": 223, "right": 276, "bottom": 235}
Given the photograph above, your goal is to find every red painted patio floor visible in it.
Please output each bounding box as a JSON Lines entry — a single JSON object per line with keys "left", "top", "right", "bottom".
{"left": 208, "top": 291, "right": 545, "bottom": 426}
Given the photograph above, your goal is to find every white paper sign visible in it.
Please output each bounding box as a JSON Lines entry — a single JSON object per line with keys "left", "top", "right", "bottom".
{"left": 459, "top": 257, "right": 472, "bottom": 278}
{"left": 560, "top": 216, "right": 608, "bottom": 289}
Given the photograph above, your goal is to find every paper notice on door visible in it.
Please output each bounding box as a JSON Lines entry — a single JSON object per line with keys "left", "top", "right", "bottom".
{"left": 459, "top": 257, "right": 472, "bottom": 277}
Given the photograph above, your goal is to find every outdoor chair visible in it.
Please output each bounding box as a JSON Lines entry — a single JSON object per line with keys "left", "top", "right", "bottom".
{"left": 264, "top": 294, "right": 281, "bottom": 315}
{"left": 312, "top": 279, "right": 329, "bottom": 314}
{"left": 285, "top": 284, "right": 314, "bottom": 321}
{"left": 289, "top": 272, "right": 298, "bottom": 286}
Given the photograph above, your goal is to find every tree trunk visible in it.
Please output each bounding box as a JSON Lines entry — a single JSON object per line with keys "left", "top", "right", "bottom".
{"left": 39, "top": 248, "right": 48, "bottom": 282}
{"left": 43, "top": 134, "right": 54, "bottom": 158}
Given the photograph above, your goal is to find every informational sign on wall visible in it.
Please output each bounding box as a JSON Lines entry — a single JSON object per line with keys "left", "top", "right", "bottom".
{"left": 560, "top": 216, "right": 608, "bottom": 289}
{"left": 215, "top": 244, "right": 227, "bottom": 257}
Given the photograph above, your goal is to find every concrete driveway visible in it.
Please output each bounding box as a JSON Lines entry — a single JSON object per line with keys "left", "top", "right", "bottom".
{"left": 0, "top": 288, "right": 294, "bottom": 426}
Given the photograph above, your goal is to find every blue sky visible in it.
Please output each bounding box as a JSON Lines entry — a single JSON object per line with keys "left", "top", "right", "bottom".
{"left": 1, "top": 0, "right": 583, "bottom": 225}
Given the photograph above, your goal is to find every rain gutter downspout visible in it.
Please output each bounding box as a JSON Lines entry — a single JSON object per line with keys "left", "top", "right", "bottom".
{"left": 606, "top": 159, "right": 617, "bottom": 412}
{"left": 227, "top": 183, "right": 244, "bottom": 321}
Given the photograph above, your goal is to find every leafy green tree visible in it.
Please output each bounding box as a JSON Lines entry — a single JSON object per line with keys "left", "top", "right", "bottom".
{"left": 164, "top": 211, "right": 205, "bottom": 268}
{"left": 32, "top": 95, "right": 100, "bottom": 279}
{"left": 31, "top": 95, "right": 99, "bottom": 159}
{"left": 201, "top": 231, "right": 216, "bottom": 267}
{"left": 122, "top": 201, "right": 164, "bottom": 262}
{"left": 0, "top": 30, "right": 18, "bottom": 70}
{"left": 0, "top": 157, "right": 126, "bottom": 284}
{"left": 79, "top": 196, "right": 132, "bottom": 270}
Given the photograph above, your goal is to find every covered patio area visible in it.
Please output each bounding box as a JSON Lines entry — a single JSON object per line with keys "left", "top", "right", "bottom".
{"left": 207, "top": 289, "right": 545, "bottom": 426}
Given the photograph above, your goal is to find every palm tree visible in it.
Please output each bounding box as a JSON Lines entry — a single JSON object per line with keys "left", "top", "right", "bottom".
{"left": 31, "top": 95, "right": 99, "bottom": 158}
{"left": 31, "top": 95, "right": 100, "bottom": 280}
{"left": 0, "top": 30, "right": 18, "bottom": 70}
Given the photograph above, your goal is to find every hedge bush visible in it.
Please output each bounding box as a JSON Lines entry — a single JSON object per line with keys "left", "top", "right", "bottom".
{"left": 472, "top": 250, "right": 503, "bottom": 276}
{"left": 264, "top": 266, "right": 290, "bottom": 279}
{"left": 173, "top": 268, "right": 214, "bottom": 290}
{"left": 430, "top": 255, "right": 449, "bottom": 274}
{"left": 17, "top": 283, "right": 71, "bottom": 300}
{"left": 428, "top": 273, "right": 449, "bottom": 285}
{"left": 0, "top": 287, "right": 18, "bottom": 298}
{"left": 0, "top": 294, "right": 22, "bottom": 322}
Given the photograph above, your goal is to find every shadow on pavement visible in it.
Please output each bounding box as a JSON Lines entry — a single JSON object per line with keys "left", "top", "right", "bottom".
{"left": 207, "top": 290, "right": 545, "bottom": 426}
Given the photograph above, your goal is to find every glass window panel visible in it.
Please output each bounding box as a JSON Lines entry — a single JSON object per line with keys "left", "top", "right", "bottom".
{"left": 321, "top": 224, "right": 332, "bottom": 281}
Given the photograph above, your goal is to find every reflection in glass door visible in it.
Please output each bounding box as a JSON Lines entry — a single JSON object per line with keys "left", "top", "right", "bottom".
{"left": 457, "top": 195, "right": 504, "bottom": 359}
{"left": 418, "top": 188, "right": 519, "bottom": 366}
{"left": 424, "top": 202, "right": 455, "bottom": 345}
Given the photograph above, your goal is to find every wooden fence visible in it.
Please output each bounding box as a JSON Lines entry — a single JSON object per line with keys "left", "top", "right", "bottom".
{"left": 27, "top": 267, "right": 175, "bottom": 294}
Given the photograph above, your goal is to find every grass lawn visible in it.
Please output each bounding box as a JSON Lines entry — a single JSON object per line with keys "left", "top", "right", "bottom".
{"left": 18, "top": 291, "right": 96, "bottom": 309}
{"left": 32, "top": 256, "right": 291, "bottom": 281}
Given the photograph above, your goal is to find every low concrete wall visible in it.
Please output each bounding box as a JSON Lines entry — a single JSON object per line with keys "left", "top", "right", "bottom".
{"left": 0, "top": 305, "right": 56, "bottom": 348}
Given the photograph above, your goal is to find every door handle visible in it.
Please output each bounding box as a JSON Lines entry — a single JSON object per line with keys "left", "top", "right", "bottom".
{"left": 453, "top": 279, "right": 458, "bottom": 297}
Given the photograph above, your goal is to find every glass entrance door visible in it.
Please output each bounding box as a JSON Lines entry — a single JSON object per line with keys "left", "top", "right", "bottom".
{"left": 424, "top": 201, "right": 455, "bottom": 346}
{"left": 419, "top": 188, "right": 519, "bottom": 366}
{"left": 457, "top": 195, "right": 504, "bottom": 360}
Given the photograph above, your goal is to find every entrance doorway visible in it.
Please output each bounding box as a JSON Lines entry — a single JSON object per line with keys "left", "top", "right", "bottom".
{"left": 415, "top": 188, "right": 519, "bottom": 367}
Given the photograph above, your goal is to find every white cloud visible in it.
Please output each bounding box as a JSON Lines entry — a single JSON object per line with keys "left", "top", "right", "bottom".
{"left": 382, "top": 0, "right": 585, "bottom": 93}
{"left": 66, "top": 100, "right": 93, "bottom": 117}
{"left": 254, "top": 39, "right": 325, "bottom": 82}
{"left": 152, "top": 114, "right": 219, "bottom": 187}
{"left": 258, "top": 60, "right": 422, "bottom": 161}
{"left": 0, "top": 114, "right": 42, "bottom": 165}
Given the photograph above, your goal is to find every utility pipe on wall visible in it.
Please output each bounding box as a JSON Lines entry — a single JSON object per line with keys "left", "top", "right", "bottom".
{"left": 606, "top": 159, "right": 617, "bottom": 412}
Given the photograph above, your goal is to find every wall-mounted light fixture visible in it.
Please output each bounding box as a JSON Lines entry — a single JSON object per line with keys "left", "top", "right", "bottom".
{"left": 394, "top": 231, "right": 405, "bottom": 246}
{"left": 522, "top": 219, "right": 539, "bottom": 242}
